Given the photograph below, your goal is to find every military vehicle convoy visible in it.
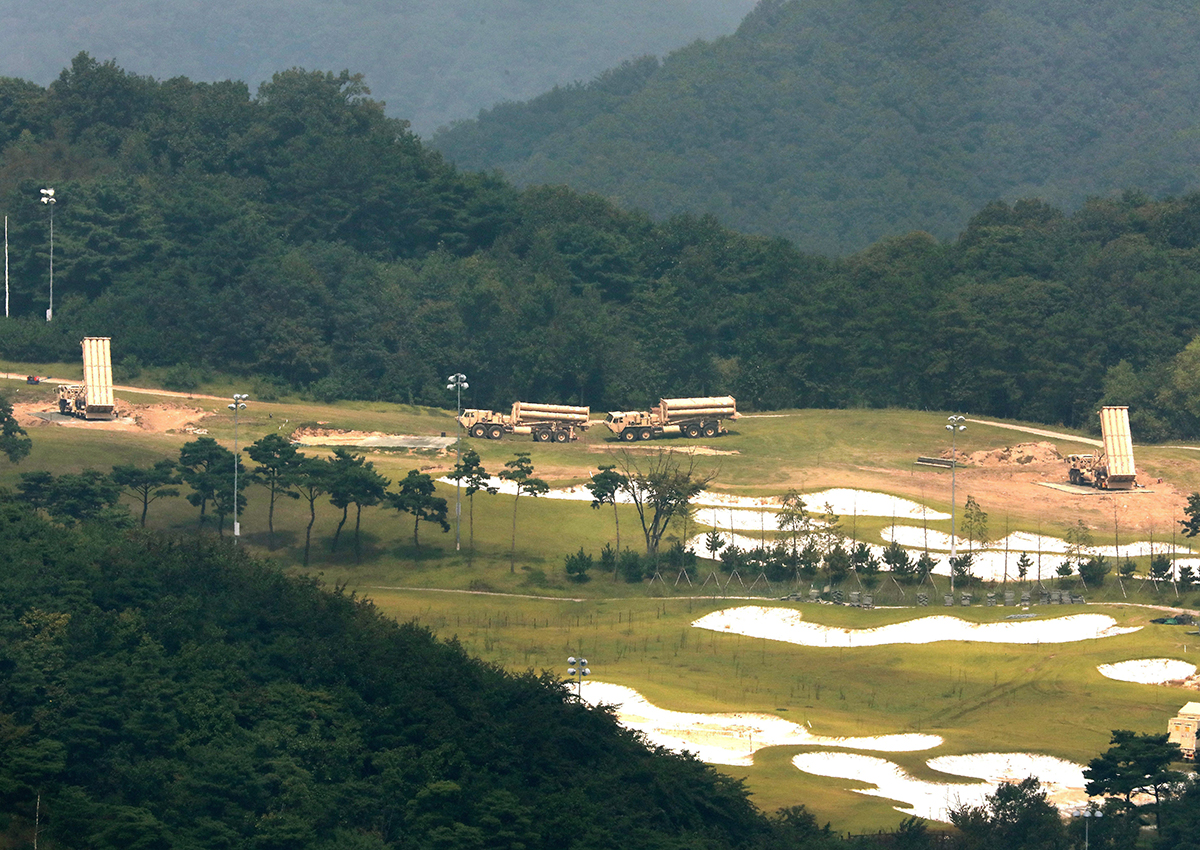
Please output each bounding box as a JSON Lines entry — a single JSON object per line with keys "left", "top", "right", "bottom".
{"left": 1066, "top": 405, "right": 1136, "bottom": 489}
{"left": 57, "top": 336, "right": 117, "bottom": 420}
{"left": 603, "top": 396, "right": 739, "bottom": 441}
{"left": 458, "top": 401, "right": 591, "bottom": 442}
{"left": 459, "top": 395, "right": 741, "bottom": 443}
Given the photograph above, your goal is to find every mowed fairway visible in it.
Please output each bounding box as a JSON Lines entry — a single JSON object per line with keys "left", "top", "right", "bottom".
{"left": 4, "top": 372, "right": 1200, "bottom": 831}
{"left": 366, "top": 589, "right": 1194, "bottom": 830}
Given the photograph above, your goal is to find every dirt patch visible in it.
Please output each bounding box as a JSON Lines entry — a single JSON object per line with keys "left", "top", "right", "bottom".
{"left": 13, "top": 401, "right": 205, "bottom": 434}
{"left": 290, "top": 426, "right": 391, "bottom": 446}
{"left": 585, "top": 444, "right": 740, "bottom": 457}
{"left": 946, "top": 441, "right": 1064, "bottom": 467}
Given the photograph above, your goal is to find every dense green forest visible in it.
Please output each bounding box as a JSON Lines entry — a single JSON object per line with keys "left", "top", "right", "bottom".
{"left": 0, "top": 0, "right": 756, "bottom": 136}
{"left": 0, "top": 498, "right": 800, "bottom": 849}
{"left": 4, "top": 56, "right": 1200, "bottom": 437}
{"left": 432, "top": 0, "right": 1200, "bottom": 256}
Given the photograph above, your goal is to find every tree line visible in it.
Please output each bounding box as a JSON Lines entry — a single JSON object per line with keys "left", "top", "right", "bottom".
{"left": 5, "top": 58, "right": 1200, "bottom": 436}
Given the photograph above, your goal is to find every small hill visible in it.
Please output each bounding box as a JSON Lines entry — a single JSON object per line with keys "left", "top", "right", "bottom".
{"left": 432, "top": 0, "right": 1200, "bottom": 255}
{"left": 0, "top": 501, "right": 773, "bottom": 848}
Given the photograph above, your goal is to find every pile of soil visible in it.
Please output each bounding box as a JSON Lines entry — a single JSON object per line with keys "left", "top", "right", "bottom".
{"left": 290, "top": 426, "right": 390, "bottom": 445}
{"left": 946, "top": 441, "right": 1064, "bottom": 467}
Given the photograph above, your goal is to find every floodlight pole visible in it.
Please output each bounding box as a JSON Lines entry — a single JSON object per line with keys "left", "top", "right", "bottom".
{"left": 229, "top": 393, "right": 249, "bottom": 542}
{"left": 39, "top": 188, "right": 55, "bottom": 321}
{"left": 946, "top": 415, "right": 966, "bottom": 592}
{"left": 1073, "top": 806, "right": 1102, "bottom": 850}
{"left": 447, "top": 373, "right": 468, "bottom": 551}
{"left": 567, "top": 655, "right": 590, "bottom": 698}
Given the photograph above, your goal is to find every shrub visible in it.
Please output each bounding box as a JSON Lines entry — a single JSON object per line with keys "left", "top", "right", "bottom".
{"left": 619, "top": 549, "right": 643, "bottom": 583}
{"left": 564, "top": 547, "right": 593, "bottom": 582}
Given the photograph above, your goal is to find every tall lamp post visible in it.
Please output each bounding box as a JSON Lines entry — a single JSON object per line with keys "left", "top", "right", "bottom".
{"left": 567, "top": 655, "right": 590, "bottom": 698}
{"left": 447, "top": 373, "right": 468, "bottom": 551}
{"left": 946, "top": 415, "right": 966, "bottom": 592}
{"left": 229, "top": 393, "right": 248, "bottom": 542}
{"left": 1073, "top": 806, "right": 1102, "bottom": 850}
{"left": 39, "top": 188, "right": 55, "bottom": 322}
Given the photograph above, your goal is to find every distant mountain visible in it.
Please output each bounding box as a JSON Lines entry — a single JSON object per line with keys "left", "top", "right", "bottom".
{"left": 0, "top": 0, "right": 757, "bottom": 136}
{"left": 431, "top": 0, "right": 1200, "bottom": 256}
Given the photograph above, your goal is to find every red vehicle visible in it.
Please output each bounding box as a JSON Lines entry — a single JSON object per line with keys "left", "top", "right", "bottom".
{"left": 25, "top": 375, "right": 40, "bottom": 384}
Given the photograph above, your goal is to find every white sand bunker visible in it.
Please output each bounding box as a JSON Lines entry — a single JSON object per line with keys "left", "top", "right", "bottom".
{"left": 692, "top": 606, "right": 1141, "bottom": 647}
{"left": 1097, "top": 658, "right": 1197, "bottom": 685}
{"left": 579, "top": 681, "right": 941, "bottom": 766}
{"left": 792, "top": 751, "right": 1087, "bottom": 822}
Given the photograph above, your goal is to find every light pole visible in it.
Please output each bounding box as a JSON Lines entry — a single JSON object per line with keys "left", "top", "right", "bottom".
{"left": 447, "top": 372, "right": 468, "bottom": 551}
{"left": 946, "top": 415, "right": 966, "bottom": 592}
{"left": 39, "top": 188, "right": 54, "bottom": 322}
{"left": 567, "top": 655, "right": 590, "bottom": 697}
{"left": 228, "top": 393, "right": 248, "bottom": 542}
{"left": 1073, "top": 805, "right": 1102, "bottom": 850}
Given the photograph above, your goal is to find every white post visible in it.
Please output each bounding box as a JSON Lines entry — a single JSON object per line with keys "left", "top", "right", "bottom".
{"left": 40, "top": 188, "right": 55, "bottom": 321}
{"left": 229, "top": 394, "right": 248, "bottom": 541}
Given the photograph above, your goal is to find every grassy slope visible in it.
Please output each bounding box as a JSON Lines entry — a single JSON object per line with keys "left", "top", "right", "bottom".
{"left": 2, "top": 369, "right": 1198, "bottom": 832}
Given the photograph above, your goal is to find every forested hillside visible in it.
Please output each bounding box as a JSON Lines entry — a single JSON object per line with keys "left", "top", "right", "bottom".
{"left": 432, "top": 0, "right": 1200, "bottom": 256}
{"left": 0, "top": 498, "right": 793, "bottom": 849}
{"left": 4, "top": 57, "right": 1200, "bottom": 437}
{"left": 0, "top": 0, "right": 756, "bottom": 136}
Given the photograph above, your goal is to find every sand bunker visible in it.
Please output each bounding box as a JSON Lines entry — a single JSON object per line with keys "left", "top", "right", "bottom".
{"left": 791, "top": 751, "right": 1087, "bottom": 822}
{"left": 578, "top": 682, "right": 941, "bottom": 766}
{"left": 1097, "top": 658, "right": 1198, "bottom": 685}
{"left": 691, "top": 607, "right": 1141, "bottom": 647}
{"left": 432, "top": 480, "right": 952, "bottom": 523}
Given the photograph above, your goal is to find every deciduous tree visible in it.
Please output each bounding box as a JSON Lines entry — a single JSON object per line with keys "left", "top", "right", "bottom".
{"left": 450, "top": 447, "right": 495, "bottom": 564}
{"left": 111, "top": 459, "right": 181, "bottom": 527}
{"left": 389, "top": 470, "right": 450, "bottom": 548}
{"left": 247, "top": 433, "right": 303, "bottom": 548}
{"left": 326, "top": 448, "right": 389, "bottom": 561}
{"left": 0, "top": 394, "right": 31, "bottom": 464}
{"left": 587, "top": 463, "right": 628, "bottom": 557}
{"left": 612, "top": 449, "right": 713, "bottom": 555}
{"left": 499, "top": 452, "right": 548, "bottom": 573}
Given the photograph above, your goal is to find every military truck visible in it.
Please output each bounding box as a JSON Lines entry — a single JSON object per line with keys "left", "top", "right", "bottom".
{"left": 458, "top": 401, "right": 591, "bottom": 442}
{"left": 57, "top": 337, "right": 117, "bottom": 420}
{"left": 604, "top": 396, "right": 739, "bottom": 441}
{"left": 1066, "top": 405, "right": 1136, "bottom": 489}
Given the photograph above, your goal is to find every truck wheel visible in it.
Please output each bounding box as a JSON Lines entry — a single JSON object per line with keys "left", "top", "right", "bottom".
{"left": 488, "top": 425, "right": 504, "bottom": 440}
{"left": 702, "top": 422, "right": 718, "bottom": 438}
{"left": 470, "top": 424, "right": 487, "bottom": 439}
{"left": 639, "top": 428, "right": 653, "bottom": 441}
{"left": 554, "top": 430, "right": 569, "bottom": 443}
{"left": 535, "top": 429, "right": 552, "bottom": 442}
{"left": 684, "top": 423, "right": 701, "bottom": 438}
{"left": 1069, "top": 468, "right": 1079, "bottom": 485}
{"left": 621, "top": 429, "right": 638, "bottom": 442}
{"left": 58, "top": 399, "right": 69, "bottom": 414}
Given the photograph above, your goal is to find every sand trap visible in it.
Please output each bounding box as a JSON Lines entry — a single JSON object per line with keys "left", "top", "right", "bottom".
{"left": 1097, "top": 658, "right": 1197, "bottom": 685}
{"left": 791, "top": 751, "right": 1088, "bottom": 822}
{"left": 432, "top": 479, "right": 951, "bottom": 522}
{"left": 578, "top": 681, "right": 942, "bottom": 766}
{"left": 691, "top": 607, "right": 1141, "bottom": 647}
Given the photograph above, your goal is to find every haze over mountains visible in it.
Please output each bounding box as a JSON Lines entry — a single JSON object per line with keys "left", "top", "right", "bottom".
{"left": 433, "top": 0, "right": 1200, "bottom": 255}
{"left": 0, "top": 0, "right": 757, "bottom": 137}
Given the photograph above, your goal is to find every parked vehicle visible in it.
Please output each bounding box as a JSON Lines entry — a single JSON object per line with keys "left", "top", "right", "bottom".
{"left": 57, "top": 337, "right": 117, "bottom": 420}
{"left": 604, "top": 396, "right": 739, "bottom": 441}
{"left": 458, "top": 401, "right": 591, "bottom": 442}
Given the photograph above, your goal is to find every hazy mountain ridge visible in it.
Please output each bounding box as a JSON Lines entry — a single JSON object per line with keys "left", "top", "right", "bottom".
{"left": 0, "top": 0, "right": 758, "bottom": 136}
{"left": 432, "top": 0, "right": 1200, "bottom": 255}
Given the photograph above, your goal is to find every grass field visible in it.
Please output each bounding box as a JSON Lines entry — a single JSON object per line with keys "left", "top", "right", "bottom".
{"left": 3, "top": 368, "right": 1199, "bottom": 831}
